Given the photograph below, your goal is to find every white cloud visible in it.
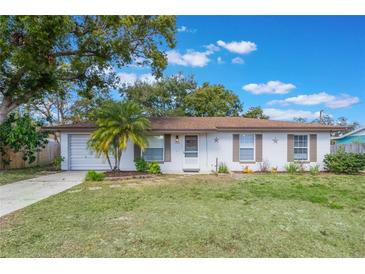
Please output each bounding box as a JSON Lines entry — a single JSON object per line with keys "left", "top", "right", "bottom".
{"left": 217, "top": 40, "right": 257, "bottom": 54}
{"left": 204, "top": 43, "right": 220, "bottom": 54}
{"left": 263, "top": 108, "right": 320, "bottom": 121}
{"left": 138, "top": 73, "right": 157, "bottom": 84}
{"left": 232, "top": 57, "right": 245, "bottom": 64}
{"left": 118, "top": 72, "right": 157, "bottom": 86}
{"left": 325, "top": 94, "right": 360, "bottom": 108}
{"left": 268, "top": 92, "right": 359, "bottom": 109}
{"left": 243, "top": 81, "right": 296, "bottom": 95}
{"left": 167, "top": 49, "right": 211, "bottom": 67}
{"left": 177, "top": 26, "right": 196, "bottom": 33}
{"left": 217, "top": 57, "right": 224, "bottom": 64}
{"left": 118, "top": 72, "right": 138, "bottom": 86}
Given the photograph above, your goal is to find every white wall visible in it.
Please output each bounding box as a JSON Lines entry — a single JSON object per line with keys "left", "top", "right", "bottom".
{"left": 203, "top": 132, "right": 331, "bottom": 172}
{"left": 60, "top": 131, "right": 331, "bottom": 172}
{"left": 60, "top": 132, "right": 68, "bottom": 170}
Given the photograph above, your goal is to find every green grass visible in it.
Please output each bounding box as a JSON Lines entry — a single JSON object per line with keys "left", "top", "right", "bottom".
{"left": 0, "top": 166, "right": 57, "bottom": 186}
{"left": 0, "top": 173, "right": 364, "bottom": 257}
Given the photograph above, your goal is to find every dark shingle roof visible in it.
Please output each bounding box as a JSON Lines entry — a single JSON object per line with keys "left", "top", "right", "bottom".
{"left": 44, "top": 117, "right": 346, "bottom": 132}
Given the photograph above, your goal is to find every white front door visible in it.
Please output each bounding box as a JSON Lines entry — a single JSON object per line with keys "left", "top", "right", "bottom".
{"left": 183, "top": 135, "right": 199, "bottom": 171}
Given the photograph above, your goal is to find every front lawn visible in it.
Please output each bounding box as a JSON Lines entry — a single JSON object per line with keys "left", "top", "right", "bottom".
{"left": 0, "top": 166, "right": 57, "bottom": 186}
{"left": 0, "top": 173, "right": 364, "bottom": 257}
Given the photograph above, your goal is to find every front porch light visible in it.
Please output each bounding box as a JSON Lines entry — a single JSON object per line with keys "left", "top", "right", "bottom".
{"left": 175, "top": 135, "right": 179, "bottom": 143}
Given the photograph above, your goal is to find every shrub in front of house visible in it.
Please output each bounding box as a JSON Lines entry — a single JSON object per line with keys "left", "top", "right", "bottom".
{"left": 285, "top": 162, "right": 301, "bottom": 174}
{"left": 259, "top": 160, "right": 270, "bottom": 172}
{"left": 53, "top": 155, "right": 65, "bottom": 170}
{"left": 135, "top": 158, "right": 148, "bottom": 172}
{"left": 85, "top": 170, "right": 105, "bottom": 181}
{"left": 323, "top": 148, "right": 365, "bottom": 174}
{"left": 309, "top": 164, "right": 320, "bottom": 175}
{"left": 218, "top": 162, "right": 229, "bottom": 173}
{"left": 147, "top": 161, "right": 161, "bottom": 174}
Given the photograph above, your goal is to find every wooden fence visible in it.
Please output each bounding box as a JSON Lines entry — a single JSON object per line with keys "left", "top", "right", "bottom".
{"left": 0, "top": 139, "right": 60, "bottom": 170}
{"left": 331, "top": 144, "right": 365, "bottom": 154}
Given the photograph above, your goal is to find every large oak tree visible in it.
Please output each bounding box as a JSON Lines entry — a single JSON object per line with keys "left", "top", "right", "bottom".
{"left": 121, "top": 74, "right": 196, "bottom": 117}
{"left": 184, "top": 83, "right": 243, "bottom": 117}
{"left": 0, "top": 16, "right": 176, "bottom": 124}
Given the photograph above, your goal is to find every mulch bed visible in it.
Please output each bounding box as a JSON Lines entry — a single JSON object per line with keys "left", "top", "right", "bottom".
{"left": 104, "top": 171, "right": 155, "bottom": 181}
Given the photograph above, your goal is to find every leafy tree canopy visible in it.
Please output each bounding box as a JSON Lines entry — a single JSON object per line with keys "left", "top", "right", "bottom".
{"left": 121, "top": 74, "right": 196, "bottom": 117}
{"left": 184, "top": 83, "right": 243, "bottom": 117}
{"left": 0, "top": 15, "right": 176, "bottom": 124}
{"left": 243, "top": 106, "right": 269, "bottom": 119}
{"left": 0, "top": 113, "right": 48, "bottom": 166}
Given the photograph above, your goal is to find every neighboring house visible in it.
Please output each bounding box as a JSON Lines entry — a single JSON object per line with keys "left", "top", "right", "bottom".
{"left": 46, "top": 117, "right": 344, "bottom": 172}
{"left": 331, "top": 127, "right": 365, "bottom": 144}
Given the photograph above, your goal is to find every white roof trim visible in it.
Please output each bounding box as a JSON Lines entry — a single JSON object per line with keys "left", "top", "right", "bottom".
{"left": 331, "top": 126, "right": 365, "bottom": 140}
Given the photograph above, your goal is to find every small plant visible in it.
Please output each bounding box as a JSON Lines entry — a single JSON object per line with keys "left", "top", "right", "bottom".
{"left": 85, "top": 170, "right": 105, "bottom": 181}
{"left": 259, "top": 160, "right": 270, "bottom": 172}
{"left": 324, "top": 147, "right": 365, "bottom": 174}
{"left": 271, "top": 167, "right": 278, "bottom": 173}
{"left": 135, "top": 158, "right": 148, "bottom": 172}
{"left": 53, "top": 155, "right": 65, "bottom": 170}
{"left": 310, "top": 164, "right": 320, "bottom": 175}
{"left": 218, "top": 162, "right": 229, "bottom": 173}
{"left": 285, "top": 162, "right": 301, "bottom": 174}
{"left": 242, "top": 166, "right": 254, "bottom": 173}
{"left": 147, "top": 161, "right": 161, "bottom": 174}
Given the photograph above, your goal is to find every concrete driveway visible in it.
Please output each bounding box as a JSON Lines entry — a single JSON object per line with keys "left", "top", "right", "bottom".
{"left": 0, "top": 171, "right": 86, "bottom": 217}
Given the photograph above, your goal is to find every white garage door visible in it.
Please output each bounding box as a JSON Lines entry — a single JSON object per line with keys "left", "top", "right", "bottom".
{"left": 69, "top": 134, "right": 110, "bottom": 170}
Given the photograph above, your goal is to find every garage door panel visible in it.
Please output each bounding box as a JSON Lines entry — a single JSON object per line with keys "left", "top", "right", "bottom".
{"left": 69, "top": 134, "right": 111, "bottom": 170}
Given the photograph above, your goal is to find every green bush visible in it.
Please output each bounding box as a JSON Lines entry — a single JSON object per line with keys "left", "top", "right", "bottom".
{"left": 284, "top": 162, "right": 301, "bottom": 174}
{"left": 53, "top": 155, "right": 65, "bottom": 170}
{"left": 324, "top": 147, "right": 365, "bottom": 174}
{"left": 147, "top": 161, "right": 161, "bottom": 174}
{"left": 309, "top": 164, "right": 320, "bottom": 175}
{"left": 218, "top": 162, "right": 229, "bottom": 173}
{"left": 85, "top": 170, "right": 105, "bottom": 181}
{"left": 135, "top": 158, "right": 148, "bottom": 172}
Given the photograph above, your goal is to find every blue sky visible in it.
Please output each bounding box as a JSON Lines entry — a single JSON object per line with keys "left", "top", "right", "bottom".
{"left": 119, "top": 16, "right": 365, "bottom": 124}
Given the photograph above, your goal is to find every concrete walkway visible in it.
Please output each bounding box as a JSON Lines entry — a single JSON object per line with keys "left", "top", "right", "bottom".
{"left": 0, "top": 171, "right": 86, "bottom": 217}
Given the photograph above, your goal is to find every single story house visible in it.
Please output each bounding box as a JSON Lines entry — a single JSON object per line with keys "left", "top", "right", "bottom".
{"left": 46, "top": 117, "right": 344, "bottom": 172}
{"left": 331, "top": 127, "right": 365, "bottom": 144}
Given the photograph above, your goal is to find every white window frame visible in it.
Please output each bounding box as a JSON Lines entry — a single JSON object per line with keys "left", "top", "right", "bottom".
{"left": 293, "top": 134, "right": 309, "bottom": 161}
{"left": 142, "top": 135, "right": 165, "bottom": 162}
{"left": 239, "top": 133, "right": 255, "bottom": 162}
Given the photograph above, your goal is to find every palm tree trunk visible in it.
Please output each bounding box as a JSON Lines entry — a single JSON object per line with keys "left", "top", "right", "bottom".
{"left": 117, "top": 151, "right": 122, "bottom": 171}
{"left": 105, "top": 153, "right": 112, "bottom": 170}
{"left": 114, "top": 146, "right": 119, "bottom": 170}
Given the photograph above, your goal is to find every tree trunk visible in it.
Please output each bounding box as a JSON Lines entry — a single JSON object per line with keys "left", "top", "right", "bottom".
{"left": 105, "top": 153, "right": 113, "bottom": 170}
{"left": 117, "top": 151, "right": 122, "bottom": 171}
{"left": 0, "top": 96, "right": 17, "bottom": 124}
{"left": 0, "top": 106, "right": 8, "bottom": 124}
{"left": 113, "top": 146, "right": 118, "bottom": 170}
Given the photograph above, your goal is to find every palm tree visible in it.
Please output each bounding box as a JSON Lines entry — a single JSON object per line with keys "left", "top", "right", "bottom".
{"left": 88, "top": 101, "right": 150, "bottom": 171}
